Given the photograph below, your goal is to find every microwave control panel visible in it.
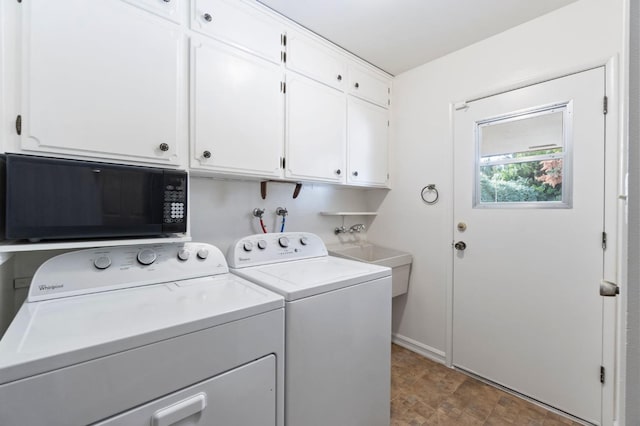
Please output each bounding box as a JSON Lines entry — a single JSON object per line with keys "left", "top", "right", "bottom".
{"left": 162, "top": 171, "right": 187, "bottom": 233}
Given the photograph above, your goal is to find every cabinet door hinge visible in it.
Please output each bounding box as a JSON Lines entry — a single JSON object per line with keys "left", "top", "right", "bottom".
{"left": 603, "top": 96, "right": 608, "bottom": 115}
{"left": 280, "top": 81, "right": 286, "bottom": 93}
{"left": 15, "top": 115, "right": 22, "bottom": 135}
{"left": 281, "top": 51, "right": 287, "bottom": 63}
{"left": 602, "top": 231, "right": 607, "bottom": 250}
{"left": 282, "top": 157, "right": 286, "bottom": 169}
{"left": 387, "top": 120, "right": 390, "bottom": 127}
{"left": 281, "top": 33, "right": 287, "bottom": 46}
{"left": 600, "top": 366, "right": 605, "bottom": 384}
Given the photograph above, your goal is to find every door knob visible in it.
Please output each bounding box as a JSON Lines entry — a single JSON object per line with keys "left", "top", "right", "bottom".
{"left": 454, "top": 241, "right": 467, "bottom": 251}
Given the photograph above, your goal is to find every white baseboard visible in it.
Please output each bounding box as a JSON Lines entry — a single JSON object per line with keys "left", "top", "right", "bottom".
{"left": 392, "top": 333, "right": 446, "bottom": 364}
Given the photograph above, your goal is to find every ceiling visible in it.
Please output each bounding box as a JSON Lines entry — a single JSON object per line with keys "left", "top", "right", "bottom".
{"left": 257, "top": 0, "right": 580, "bottom": 75}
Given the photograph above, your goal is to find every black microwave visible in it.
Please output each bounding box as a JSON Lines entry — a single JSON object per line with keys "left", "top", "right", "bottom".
{"left": 2, "top": 154, "right": 187, "bottom": 241}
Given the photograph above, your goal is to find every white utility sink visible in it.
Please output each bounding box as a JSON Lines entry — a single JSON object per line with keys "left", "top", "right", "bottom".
{"left": 328, "top": 244, "right": 412, "bottom": 297}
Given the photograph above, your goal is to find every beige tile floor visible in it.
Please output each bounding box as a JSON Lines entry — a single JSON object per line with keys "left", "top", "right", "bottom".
{"left": 390, "top": 344, "right": 584, "bottom": 425}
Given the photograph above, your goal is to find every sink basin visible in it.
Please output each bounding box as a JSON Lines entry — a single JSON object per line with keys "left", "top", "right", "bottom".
{"left": 328, "top": 244, "right": 412, "bottom": 297}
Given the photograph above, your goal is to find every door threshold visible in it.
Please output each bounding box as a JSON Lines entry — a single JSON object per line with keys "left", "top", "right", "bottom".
{"left": 454, "top": 366, "right": 594, "bottom": 426}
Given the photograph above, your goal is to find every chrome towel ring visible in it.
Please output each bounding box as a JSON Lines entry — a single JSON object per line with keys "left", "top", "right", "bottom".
{"left": 421, "top": 184, "right": 439, "bottom": 205}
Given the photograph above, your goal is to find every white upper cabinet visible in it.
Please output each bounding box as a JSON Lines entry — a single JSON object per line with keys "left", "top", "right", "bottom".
{"left": 285, "top": 73, "right": 346, "bottom": 183}
{"left": 285, "top": 31, "right": 346, "bottom": 91}
{"left": 190, "top": 37, "right": 283, "bottom": 178}
{"left": 347, "top": 97, "right": 389, "bottom": 187}
{"left": 191, "top": 0, "right": 283, "bottom": 64}
{"left": 12, "top": 0, "right": 391, "bottom": 186}
{"left": 21, "top": 0, "right": 184, "bottom": 166}
{"left": 348, "top": 63, "right": 391, "bottom": 108}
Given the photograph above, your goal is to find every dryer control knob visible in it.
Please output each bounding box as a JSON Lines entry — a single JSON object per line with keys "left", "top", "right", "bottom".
{"left": 197, "top": 248, "right": 209, "bottom": 260}
{"left": 137, "top": 249, "right": 157, "bottom": 266}
{"left": 278, "top": 236, "right": 290, "bottom": 248}
{"left": 177, "top": 249, "right": 190, "bottom": 261}
{"left": 300, "top": 236, "right": 309, "bottom": 246}
{"left": 243, "top": 242, "right": 254, "bottom": 252}
{"left": 93, "top": 256, "right": 112, "bottom": 270}
{"left": 257, "top": 240, "right": 267, "bottom": 250}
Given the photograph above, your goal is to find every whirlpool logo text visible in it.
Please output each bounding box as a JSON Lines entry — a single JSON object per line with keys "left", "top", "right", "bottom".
{"left": 39, "top": 284, "right": 64, "bottom": 291}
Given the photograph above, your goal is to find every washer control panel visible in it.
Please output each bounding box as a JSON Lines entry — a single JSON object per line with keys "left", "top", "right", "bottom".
{"left": 227, "top": 232, "right": 328, "bottom": 268}
{"left": 28, "top": 242, "right": 229, "bottom": 302}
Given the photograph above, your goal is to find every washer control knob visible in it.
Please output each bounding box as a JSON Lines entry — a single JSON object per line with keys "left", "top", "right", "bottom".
{"left": 257, "top": 240, "right": 267, "bottom": 250}
{"left": 177, "top": 249, "right": 190, "bottom": 261}
{"left": 243, "top": 242, "right": 254, "bottom": 252}
{"left": 93, "top": 256, "right": 112, "bottom": 270}
{"left": 197, "top": 248, "right": 209, "bottom": 260}
{"left": 137, "top": 248, "right": 157, "bottom": 266}
{"left": 300, "top": 236, "right": 309, "bottom": 246}
{"left": 278, "top": 236, "right": 290, "bottom": 248}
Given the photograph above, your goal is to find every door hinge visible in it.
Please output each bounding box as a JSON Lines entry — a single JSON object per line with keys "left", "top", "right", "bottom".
{"left": 280, "top": 81, "right": 286, "bottom": 93}
{"left": 600, "top": 280, "right": 620, "bottom": 297}
{"left": 600, "top": 366, "right": 605, "bottom": 384}
{"left": 15, "top": 115, "right": 22, "bottom": 135}
{"left": 603, "top": 96, "right": 608, "bottom": 115}
{"left": 602, "top": 231, "right": 607, "bottom": 250}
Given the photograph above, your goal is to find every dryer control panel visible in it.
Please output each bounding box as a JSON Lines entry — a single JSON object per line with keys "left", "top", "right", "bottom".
{"left": 28, "top": 242, "right": 229, "bottom": 302}
{"left": 227, "top": 232, "right": 327, "bottom": 268}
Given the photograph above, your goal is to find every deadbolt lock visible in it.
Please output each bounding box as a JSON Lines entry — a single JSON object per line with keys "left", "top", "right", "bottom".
{"left": 457, "top": 222, "right": 467, "bottom": 232}
{"left": 454, "top": 241, "right": 467, "bottom": 251}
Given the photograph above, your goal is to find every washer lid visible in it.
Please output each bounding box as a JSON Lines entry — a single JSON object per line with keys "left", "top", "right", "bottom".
{"left": 230, "top": 256, "right": 391, "bottom": 301}
{"left": 0, "top": 274, "right": 283, "bottom": 385}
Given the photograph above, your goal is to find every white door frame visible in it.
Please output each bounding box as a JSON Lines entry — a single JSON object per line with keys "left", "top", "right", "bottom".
{"left": 445, "top": 56, "right": 626, "bottom": 425}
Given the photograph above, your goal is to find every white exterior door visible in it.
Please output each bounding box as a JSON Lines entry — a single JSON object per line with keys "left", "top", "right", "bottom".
{"left": 453, "top": 67, "right": 606, "bottom": 424}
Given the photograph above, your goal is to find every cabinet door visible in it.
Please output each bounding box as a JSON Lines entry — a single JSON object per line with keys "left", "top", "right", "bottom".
{"left": 347, "top": 97, "right": 389, "bottom": 187}
{"left": 286, "top": 31, "right": 346, "bottom": 91}
{"left": 121, "top": 0, "right": 182, "bottom": 23}
{"left": 21, "top": 0, "right": 184, "bottom": 166}
{"left": 285, "top": 74, "right": 345, "bottom": 183}
{"left": 192, "top": 0, "right": 282, "bottom": 64}
{"left": 348, "top": 63, "right": 390, "bottom": 108}
{"left": 191, "top": 38, "right": 283, "bottom": 178}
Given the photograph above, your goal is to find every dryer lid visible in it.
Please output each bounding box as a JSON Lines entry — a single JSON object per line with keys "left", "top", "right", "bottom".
{"left": 0, "top": 251, "right": 283, "bottom": 385}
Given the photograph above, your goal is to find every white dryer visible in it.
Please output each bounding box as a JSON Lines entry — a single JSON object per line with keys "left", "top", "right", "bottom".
{"left": 0, "top": 242, "right": 285, "bottom": 426}
{"left": 227, "top": 232, "right": 392, "bottom": 426}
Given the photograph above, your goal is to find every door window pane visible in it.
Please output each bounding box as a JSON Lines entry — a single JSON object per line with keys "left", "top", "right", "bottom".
{"left": 475, "top": 104, "right": 572, "bottom": 207}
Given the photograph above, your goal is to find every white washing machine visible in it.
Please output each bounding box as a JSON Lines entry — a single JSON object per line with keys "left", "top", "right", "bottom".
{"left": 227, "top": 232, "right": 392, "bottom": 426}
{"left": 0, "top": 242, "right": 285, "bottom": 426}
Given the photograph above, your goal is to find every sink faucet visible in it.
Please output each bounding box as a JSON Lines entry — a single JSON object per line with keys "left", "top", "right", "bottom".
{"left": 334, "top": 226, "right": 348, "bottom": 235}
{"left": 349, "top": 224, "right": 366, "bottom": 233}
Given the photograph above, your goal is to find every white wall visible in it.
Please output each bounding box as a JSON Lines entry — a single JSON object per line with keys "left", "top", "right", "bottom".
{"left": 189, "top": 176, "right": 386, "bottom": 254}
{"left": 367, "top": 0, "right": 625, "bottom": 361}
